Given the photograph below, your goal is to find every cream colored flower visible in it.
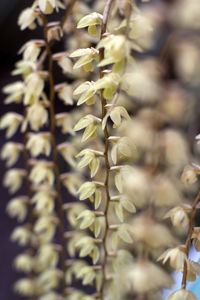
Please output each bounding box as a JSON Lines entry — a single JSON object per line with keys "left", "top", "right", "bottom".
{"left": 1, "top": 142, "right": 23, "bottom": 167}
{"left": 130, "top": 214, "right": 177, "bottom": 249}
{"left": 22, "top": 103, "right": 48, "bottom": 131}
{"left": 126, "top": 260, "right": 173, "bottom": 293}
{"left": 164, "top": 206, "right": 189, "bottom": 228}
{"left": 70, "top": 47, "right": 99, "bottom": 72}
{"left": 181, "top": 165, "right": 198, "bottom": 186}
{"left": 14, "top": 253, "right": 33, "bottom": 273}
{"left": 11, "top": 226, "right": 31, "bottom": 246}
{"left": 12, "top": 60, "right": 34, "bottom": 77}
{"left": 128, "top": 12, "right": 155, "bottom": 49}
{"left": 53, "top": 53, "right": 73, "bottom": 74}
{"left": 37, "top": 269, "right": 61, "bottom": 292}
{"left": 160, "top": 129, "right": 189, "bottom": 172}
{"left": 3, "top": 81, "right": 24, "bottom": 104}
{"left": 55, "top": 113, "right": 74, "bottom": 135}
{"left": 3, "top": 169, "right": 26, "bottom": 194}
{"left": 171, "top": 0, "right": 200, "bottom": 30}
{"left": 61, "top": 172, "right": 82, "bottom": 195}
{"left": 158, "top": 246, "right": 188, "bottom": 272}
{"left": 38, "top": 244, "right": 59, "bottom": 268}
{"left": 19, "top": 40, "right": 44, "bottom": 62}
{"left": 7, "top": 196, "right": 28, "bottom": 222}
{"left": 122, "top": 61, "right": 162, "bottom": 103}
{"left": 18, "top": 8, "right": 39, "bottom": 30}
{"left": 167, "top": 289, "right": 198, "bottom": 300}
{"left": 192, "top": 228, "right": 200, "bottom": 251}
{"left": 24, "top": 73, "right": 45, "bottom": 105}
{"left": 55, "top": 84, "right": 73, "bottom": 105}
{"left": 0, "top": 113, "right": 23, "bottom": 138}
{"left": 57, "top": 143, "right": 77, "bottom": 167}
{"left": 152, "top": 175, "right": 182, "bottom": 207}
{"left": 32, "top": 190, "right": 55, "bottom": 213}
{"left": 26, "top": 133, "right": 51, "bottom": 157}
{"left": 29, "top": 162, "right": 54, "bottom": 186}
{"left": 120, "top": 166, "right": 150, "bottom": 208}
{"left": 34, "top": 215, "right": 57, "bottom": 237}
{"left": 186, "top": 260, "right": 200, "bottom": 282}
{"left": 38, "top": 0, "right": 65, "bottom": 14}
{"left": 77, "top": 12, "right": 103, "bottom": 36}
{"left": 14, "top": 278, "right": 35, "bottom": 296}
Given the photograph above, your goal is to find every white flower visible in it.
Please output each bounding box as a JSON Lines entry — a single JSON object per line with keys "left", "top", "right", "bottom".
{"left": 0, "top": 113, "right": 23, "bottom": 138}
{"left": 32, "top": 190, "right": 55, "bottom": 213}
{"left": 38, "top": 244, "right": 59, "bottom": 268}
{"left": 37, "top": 269, "right": 61, "bottom": 292}
{"left": 3, "top": 169, "right": 26, "bottom": 194}
{"left": 26, "top": 133, "right": 51, "bottom": 157}
{"left": 38, "top": 0, "right": 65, "bottom": 14}
{"left": 1, "top": 142, "right": 23, "bottom": 167}
{"left": 164, "top": 206, "right": 189, "bottom": 228}
{"left": 19, "top": 40, "right": 44, "bottom": 62}
{"left": 14, "top": 278, "right": 35, "bottom": 296}
{"left": 22, "top": 103, "right": 48, "bottom": 131}
{"left": 130, "top": 214, "right": 177, "bottom": 249}
{"left": 56, "top": 84, "right": 73, "bottom": 105}
{"left": 18, "top": 8, "right": 39, "bottom": 30}
{"left": 14, "top": 253, "right": 33, "bottom": 273}
{"left": 11, "top": 226, "right": 31, "bottom": 246}
{"left": 158, "top": 246, "right": 188, "bottom": 272}
{"left": 61, "top": 172, "right": 82, "bottom": 195}
{"left": 55, "top": 113, "right": 74, "bottom": 135}
{"left": 3, "top": 81, "right": 24, "bottom": 104}
{"left": 181, "top": 165, "right": 198, "bottom": 186}
{"left": 30, "top": 162, "right": 54, "bottom": 186}
{"left": 7, "top": 196, "right": 28, "bottom": 222}
{"left": 24, "top": 73, "right": 45, "bottom": 105}
{"left": 57, "top": 143, "right": 76, "bottom": 167}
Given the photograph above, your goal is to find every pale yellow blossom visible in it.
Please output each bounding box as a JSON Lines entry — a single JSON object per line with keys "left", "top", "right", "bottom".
{"left": 22, "top": 103, "right": 48, "bottom": 131}
{"left": 1, "top": 142, "right": 23, "bottom": 167}
{"left": 7, "top": 196, "right": 28, "bottom": 222}
{"left": 3, "top": 169, "right": 26, "bottom": 194}
{"left": 158, "top": 246, "right": 188, "bottom": 272}
{"left": 26, "top": 133, "right": 51, "bottom": 157}
{"left": 38, "top": 0, "right": 65, "bottom": 14}
{"left": 29, "top": 162, "right": 54, "bottom": 186}
{"left": 0, "top": 113, "right": 23, "bottom": 138}
{"left": 3, "top": 81, "right": 24, "bottom": 104}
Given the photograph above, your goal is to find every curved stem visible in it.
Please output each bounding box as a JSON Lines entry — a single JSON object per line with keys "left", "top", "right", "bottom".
{"left": 37, "top": 0, "right": 77, "bottom": 69}
{"left": 181, "top": 190, "right": 200, "bottom": 289}
{"left": 99, "top": 0, "right": 114, "bottom": 298}
{"left": 42, "top": 14, "right": 67, "bottom": 294}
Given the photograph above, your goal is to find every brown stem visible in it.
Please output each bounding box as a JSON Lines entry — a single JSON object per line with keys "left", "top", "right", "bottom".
{"left": 41, "top": 14, "right": 67, "bottom": 294}
{"left": 99, "top": 0, "right": 114, "bottom": 299}
{"left": 37, "top": 0, "right": 77, "bottom": 69}
{"left": 181, "top": 190, "right": 200, "bottom": 289}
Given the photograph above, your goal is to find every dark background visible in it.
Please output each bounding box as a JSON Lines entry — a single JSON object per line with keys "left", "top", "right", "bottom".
{"left": 0, "top": 1, "right": 40, "bottom": 299}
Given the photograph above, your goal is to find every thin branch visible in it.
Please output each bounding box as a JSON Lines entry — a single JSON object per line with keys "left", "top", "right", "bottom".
{"left": 41, "top": 14, "right": 68, "bottom": 294}
{"left": 37, "top": 0, "right": 77, "bottom": 69}
{"left": 99, "top": 0, "right": 114, "bottom": 299}
{"left": 181, "top": 190, "right": 200, "bottom": 289}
